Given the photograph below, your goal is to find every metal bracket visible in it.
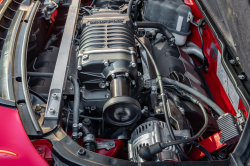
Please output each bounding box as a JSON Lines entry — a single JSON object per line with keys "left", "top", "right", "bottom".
{"left": 44, "top": 0, "right": 79, "bottom": 126}
{"left": 96, "top": 140, "right": 115, "bottom": 151}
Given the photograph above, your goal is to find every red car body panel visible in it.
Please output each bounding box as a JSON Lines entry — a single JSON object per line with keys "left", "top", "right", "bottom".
{"left": 0, "top": 106, "right": 48, "bottom": 166}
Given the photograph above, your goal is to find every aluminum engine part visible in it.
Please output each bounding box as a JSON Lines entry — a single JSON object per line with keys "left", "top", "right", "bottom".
{"left": 78, "top": 9, "right": 141, "bottom": 126}
{"left": 128, "top": 120, "right": 190, "bottom": 162}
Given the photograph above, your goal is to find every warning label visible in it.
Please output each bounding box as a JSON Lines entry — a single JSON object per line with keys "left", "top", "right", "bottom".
{"left": 217, "top": 51, "right": 239, "bottom": 111}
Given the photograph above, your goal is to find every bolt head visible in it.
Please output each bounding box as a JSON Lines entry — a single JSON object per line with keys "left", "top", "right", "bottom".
{"left": 158, "top": 95, "right": 162, "bottom": 100}
{"left": 99, "top": 82, "right": 106, "bottom": 88}
{"left": 77, "top": 65, "right": 82, "bottom": 70}
{"left": 105, "top": 94, "right": 110, "bottom": 98}
{"left": 238, "top": 74, "right": 246, "bottom": 80}
{"left": 111, "top": 74, "right": 115, "bottom": 78}
{"left": 106, "top": 82, "right": 109, "bottom": 86}
{"left": 52, "top": 93, "right": 58, "bottom": 99}
{"left": 131, "top": 62, "right": 136, "bottom": 67}
{"left": 131, "top": 80, "right": 135, "bottom": 85}
{"left": 49, "top": 107, "right": 55, "bottom": 114}
{"left": 159, "top": 102, "right": 163, "bottom": 107}
{"left": 125, "top": 73, "right": 129, "bottom": 77}
{"left": 82, "top": 55, "right": 88, "bottom": 60}
{"left": 81, "top": 86, "right": 85, "bottom": 91}
{"left": 78, "top": 148, "right": 86, "bottom": 156}
{"left": 103, "top": 60, "right": 109, "bottom": 67}
{"left": 138, "top": 71, "right": 142, "bottom": 76}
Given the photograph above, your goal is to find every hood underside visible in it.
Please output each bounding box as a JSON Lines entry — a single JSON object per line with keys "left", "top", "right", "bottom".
{"left": 200, "top": 0, "right": 250, "bottom": 78}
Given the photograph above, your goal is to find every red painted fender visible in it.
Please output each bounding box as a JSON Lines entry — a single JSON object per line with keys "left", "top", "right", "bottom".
{"left": 0, "top": 106, "right": 48, "bottom": 166}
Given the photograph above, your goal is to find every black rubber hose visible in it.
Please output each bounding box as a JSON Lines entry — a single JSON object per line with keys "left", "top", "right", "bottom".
{"left": 192, "top": 141, "right": 213, "bottom": 161}
{"left": 82, "top": 125, "right": 92, "bottom": 136}
{"left": 162, "top": 77, "right": 224, "bottom": 116}
{"left": 197, "top": 26, "right": 208, "bottom": 70}
{"left": 127, "top": 0, "right": 133, "bottom": 18}
{"left": 134, "top": 0, "right": 140, "bottom": 23}
{"left": 68, "top": 76, "right": 80, "bottom": 141}
{"left": 139, "top": 101, "right": 208, "bottom": 161}
{"left": 136, "top": 22, "right": 174, "bottom": 41}
{"left": 27, "top": 72, "right": 53, "bottom": 77}
{"left": 44, "top": 29, "right": 63, "bottom": 50}
{"left": 135, "top": 35, "right": 190, "bottom": 161}
{"left": 79, "top": 115, "right": 103, "bottom": 120}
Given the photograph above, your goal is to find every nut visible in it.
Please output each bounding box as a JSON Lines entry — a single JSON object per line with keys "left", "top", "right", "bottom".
{"left": 35, "top": 104, "right": 41, "bottom": 111}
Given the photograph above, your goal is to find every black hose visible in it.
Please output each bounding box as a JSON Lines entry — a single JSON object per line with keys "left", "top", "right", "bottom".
{"left": 134, "top": 0, "right": 140, "bottom": 23}
{"left": 44, "top": 29, "right": 63, "bottom": 50}
{"left": 80, "top": 7, "right": 91, "bottom": 15}
{"left": 162, "top": 77, "right": 224, "bottom": 116}
{"left": 68, "top": 76, "right": 80, "bottom": 141}
{"left": 79, "top": 115, "right": 103, "bottom": 120}
{"left": 127, "top": 0, "right": 134, "bottom": 18}
{"left": 136, "top": 22, "right": 174, "bottom": 42}
{"left": 192, "top": 141, "right": 213, "bottom": 161}
{"left": 197, "top": 26, "right": 208, "bottom": 70}
{"left": 27, "top": 72, "right": 53, "bottom": 77}
{"left": 135, "top": 35, "right": 190, "bottom": 161}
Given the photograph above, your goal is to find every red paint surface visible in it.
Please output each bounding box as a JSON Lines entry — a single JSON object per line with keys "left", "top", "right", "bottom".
{"left": 32, "top": 140, "right": 53, "bottom": 165}
{"left": 95, "top": 138, "right": 125, "bottom": 159}
{"left": 188, "top": 132, "right": 227, "bottom": 161}
{"left": 0, "top": 106, "right": 48, "bottom": 166}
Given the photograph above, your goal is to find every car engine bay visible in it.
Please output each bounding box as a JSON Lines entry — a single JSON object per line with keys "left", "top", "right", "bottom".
{"left": 7, "top": 0, "right": 246, "bottom": 164}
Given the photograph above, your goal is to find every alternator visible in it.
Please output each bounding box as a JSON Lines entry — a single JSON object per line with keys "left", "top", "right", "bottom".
{"left": 128, "top": 120, "right": 190, "bottom": 162}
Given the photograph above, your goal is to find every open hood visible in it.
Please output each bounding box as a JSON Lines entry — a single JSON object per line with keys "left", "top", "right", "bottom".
{"left": 199, "top": 0, "right": 250, "bottom": 78}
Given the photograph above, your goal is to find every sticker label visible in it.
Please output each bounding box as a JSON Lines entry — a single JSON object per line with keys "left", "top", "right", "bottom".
{"left": 217, "top": 51, "right": 228, "bottom": 91}
{"left": 217, "top": 51, "right": 239, "bottom": 111}
{"left": 227, "top": 78, "right": 240, "bottom": 111}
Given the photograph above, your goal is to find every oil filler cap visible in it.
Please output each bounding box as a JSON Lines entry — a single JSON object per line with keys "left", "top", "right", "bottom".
{"left": 103, "top": 96, "right": 141, "bottom": 126}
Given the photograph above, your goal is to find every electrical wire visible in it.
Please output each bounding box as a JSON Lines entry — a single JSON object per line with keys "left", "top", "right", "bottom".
{"left": 80, "top": 7, "right": 92, "bottom": 15}
{"left": 197, "top": 26, "right": 208, "bottom": 70}
{"left": 135, "top": 35, "right": 191, "bottom": 161}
